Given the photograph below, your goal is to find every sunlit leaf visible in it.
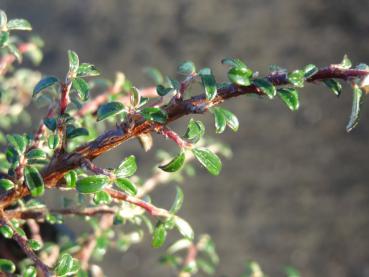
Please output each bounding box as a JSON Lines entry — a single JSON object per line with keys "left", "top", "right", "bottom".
{"left": 277, "top": 88, "right": 299, "bottom": 111}
{"left": 346, "top": 86, "right": 364, "bottom": 132}
{"left": 199, "top": 68, "right": 217, "bottom": 100}
{"left": 159, "top": 151, "right": 185, "bottom": 173}
{"left": 24, "top": 166, "right": 45, "bottom": 197}
{"left": 76, "top": 175, "right": 109, "bottom": 194}
{"left": 192, "top": 147, "right": 222, "bottom": 176}
{"left": 97, "top": 101, "right": 125, "bottom": 122}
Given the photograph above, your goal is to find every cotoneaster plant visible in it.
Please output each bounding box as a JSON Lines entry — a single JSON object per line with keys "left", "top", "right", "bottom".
{"left": 0, "top": 9, "right": 368, "bottom": 277}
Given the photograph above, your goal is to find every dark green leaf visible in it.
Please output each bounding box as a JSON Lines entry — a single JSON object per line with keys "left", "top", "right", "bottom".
{"left": 277, "top": 88, "right": 300, "bottom": 111}
{"left": 212, "top": 107, "right": 227, "bottom": 134}
{"left": 6, "top": 134, "right": 27, "bottom": 154}
{"left": 0, "top": 31, "right": 9, "bottom": 48}
{"left": 43, "top": 118, "right": 57, "bottom": 131}
{"left": 141, "top": 107, "right": 168, "bottom": 124}
{"left": 0, "top": 225, "right": 13, "bottom": 239}
{"left": 199, "top": 68, "right": 217, "bottom": 100}
{"left": 24, "top": 166, "right": 45, "bottom": 197}
{"left": 72, "top": 78, "right": 89, "bottom": 101}
{"left": 68, "top": 50, "right": 79, "bottom": 73}
{"left": 55, "top": 253, "right": 74, "bottom": 276}
{"left": 170, "top": 186, "right": 184, "bottom": 214}
{"left": 7, "top": 19, "right": 32, "bottom": 31}
{"left": 97, "top": 101, "right": 125, "bottom": 121}
{"left": 152, "top": 223, "right": 167, "bottom": 248}
{"left": 156, "top": 85, "right": 173, "bottom": 96}
{"left": 228, "top": 67, "right": 252, "bottom": 86}
{"left": 221, "top": 108, "right": 239, "bottom": 132}
{"left": 27, "top": 239, "right": 42, "bottom": 251}
{"left": 144, "top": 67, "right": 163, "bottom": 84}
{"left": 192, "top": 147, "right": 222, "bottom": 176}
{"left": 0, "top": 259, "right": 15, "bottom": 273}
{"left": 253, "top": 78, "right": 276, "bottom": 99}
{"left": 93, "top": 190, "right": 112, "bottom": 205}
{"left": 159, "top": 151, "right": 185, "bottom": 173}
{"left": 184, "top": 119, "right": 205, "bottom": 143}
{"left": 33, "top": 76, "right": 59, "bottom": 97}
{"left": 0, "top": 179, "right": 14, "bottom": 191}
{"left": 221, "top": 58, "right": 247, "bottom": 68}
{"left": 64, "top": 170, "right": 77, "bottom": 188}
{"left": 6, "top": 146, "right": 20, "bottom": 165}
{"left": 323, "top": 79, "right": 342, "bottom": 96}
{"left": 76, "top": 175, "right": 109, "bottom": 194}
{"left": 116, "top": 155, "right": 137, "bottom": 177}
{"left": 177, "top": 61, "right": 196, "bottom": 75}
{"left": 346, "top": 86, "right": 364, "bottom": 132}
{"left": 48, "top": 134, "right": 60, "bottom": 150}
{"left": 288, "top": 70, "right": 305, "bottom": 87}
{"left": 66, "top": 126, "right": 89, "bottom": 139}
{"left": 174, "top": 217, "right": 194, "bottom": 240}
{"left": 23, "top": 266, "right": 37, "bottom": 277}
{"left": 340, "top": 54, "right": 352, "bottom": 69}
{"left": 303, "top": 64, "right": 318, "bottom": 78}
{"left": 115, "top": 178, "right": 137, "bottom": 195}
{"left": 76, "top": 63, "right": 100, "bottom": 77}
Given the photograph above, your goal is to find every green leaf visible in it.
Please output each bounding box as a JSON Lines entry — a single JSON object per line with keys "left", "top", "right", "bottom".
{"left": 76, "top": 63, "right": 100, "bottom": 77}
{"left": 228, "top": 67, "right": 252, "bottom": 86}
{"left": 0, "top": 179, "right": 14, "bottom": 191}
{"left": 303, "top": 64, "right": 318, "bottom": 78}
{"left": 97, "top": 101, "right": 125, "bottom": 121}
{"left": 177, "top": 61, "right": 196, "bottom": 75}
{"left": 323, "top": 79, "right": 342, "bottom": 96}
{"left": 115, "top": 178, "right": 137, "bottom": 195}
{"left": 64, "top": 170, "right": 77, "bottom": 188}
{"left": 192, "top": 147, "right": 222, "bottom": 176}
{"left": 27, "top": 239, "right": 42, "bottom": 251}
{"left": 23, "top": 266, "right": 37, "bottom": 277}
{"left": 33, "top": 76, "right": 59, "bottom": 97}
{"left": 159, "top": 151, "right": 185, "bottom": 172}
{"left": 221, "top": 108, "right": 239, "bottom": 132}
{"left": 68, "top": 50, "right": 79, "bottom": 73}
{"left": 141, "top": 107, "right": 168, "bottom": 124}
{"left": 0, "top": 31, "right": 9, "bottom": 48}
{"left": 24, "top": 166, "right": 45, "bottom": 197}
{"left": 170, "top": 186, "right": 184, "bottom": 214}
{"left": 48, "top": 134, "right": 60, "bottom": 150}
{"left": 253, "top": 78, "right": 276, "bottom": 99}
{"left": 152, "top": 223, "right": 167, "bottom": 248}
{"left": 93, "top": 190, "right": 112, "bottom": 205}
{"left": 130, "top": 86, "right": 141, "bottom": 108}
{"left": 0, "top": 11, "right": 7, "bottom": 29}
{"left": 7, "top": 19, "right": 32, "bottom": 31}
{"left": 0, "top": 225, "right": 13, "bottom": 239}
{"left": 174, "top": 217, "right": 194, "bottom": 240}
{"left": 43, "top": 118, "right": 57, "bottom": 131}
{"left": 55, "top": 253, "right": 74, "bottom": 276}
{"left": 199, "top": 68, "right": 217, "bottom": 100}
{"left": 211, "top": 107, "right": 226, "bottom": 134}
{"left": 0, "top": 259, "right": 15, "bottom": 273}
{"left": 156, "top": 85, "right": 174, "bottom": 96}
{"left": 277, "top": 88, "right": 300, "bottom": 111}
{"left": 66, "top": 126, "right": 89, "bottom": 139}
{"left": 6, "top": 134, "right": 27, "bottom": 154}
{"left": 184, "top": 119, "right": 205, "bottom": 143}
{"left": 346, "top": 86, "right": 364, "bottom": 132}
{"left": 116, "top": 155, "right": 137, "bottom": 177}
{"left": 340, "top": 54, "right": 352, "bottom": 69}
{"left": 221, "top": 58, "right": 247, "bottom": 68}
{"left": 144, "top": 67, "right": 163, "bottom": 84}
{"left": 72, "top": 78, "right": 89, "bottom": 101}
{"left": 197, "top": 259, "right": 215, "bottom": 274}
{"left": 26, "top": 149, "right": 47, "bottom": 163}
{"left": 288, "top": 70, "right": 305, "bottom": 87}
{"left": 285, "top": 266, "right": 300, "bottom": 277}
{"left": 76, "top": 175, "right": 109, "bottom": 194}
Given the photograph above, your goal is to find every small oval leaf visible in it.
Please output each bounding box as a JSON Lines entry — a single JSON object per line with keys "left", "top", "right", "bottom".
{"left": 33, "top": 76, "right": 59, "bottom": 97}
{"left": 97, "top": 101, "right": 125, "bottom": 122}
{"left": 159, "top": 151, "right": 185, "bottom": 173}
{"left": 24, "top": 166, "right": 45, "bottom": 197}
{"left": 192, "top": 147, "right": 222, "bottom": 176}
{"left": 76, "top": 175, "right": 109, "bottom": 194}
{"left": 115, "top": 178, "right": 137, "bottom": 196}
{"left": 116, "top": 155, "right": 137, "bottom": 177}
{"left": 277, "top": 88, "right": 300, "bottom": 111}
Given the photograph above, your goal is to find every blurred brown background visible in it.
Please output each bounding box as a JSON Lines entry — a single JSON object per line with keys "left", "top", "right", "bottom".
{"left": 3, "top": 1, "right": 369, "bottom": 276}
